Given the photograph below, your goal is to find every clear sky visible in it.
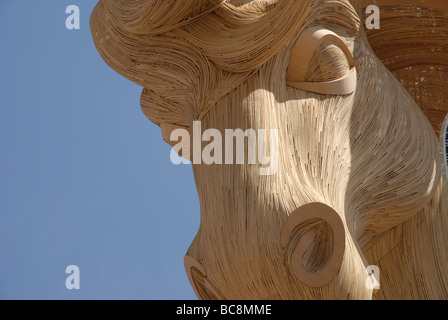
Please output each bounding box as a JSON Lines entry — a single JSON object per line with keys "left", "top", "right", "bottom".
{"left": 0, "top": 1, "right": 200, "bottom": 300}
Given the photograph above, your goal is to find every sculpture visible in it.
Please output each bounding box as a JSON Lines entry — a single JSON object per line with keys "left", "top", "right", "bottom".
{"left": 90, "top": 0, "right": 448, "bottom": 299}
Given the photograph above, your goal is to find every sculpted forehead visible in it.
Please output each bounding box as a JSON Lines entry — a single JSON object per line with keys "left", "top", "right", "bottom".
{"left": 91, "top": 0, "right": 314, "bottom": 127}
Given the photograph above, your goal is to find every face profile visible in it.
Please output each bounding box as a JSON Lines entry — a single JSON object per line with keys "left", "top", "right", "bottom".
{"left": 90, "top": 0, "right": 448, "bottom": 300}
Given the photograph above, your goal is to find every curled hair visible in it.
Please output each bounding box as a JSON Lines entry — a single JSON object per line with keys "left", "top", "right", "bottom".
{"left": 90, "top": 0, "right": 313, "bottom": 126}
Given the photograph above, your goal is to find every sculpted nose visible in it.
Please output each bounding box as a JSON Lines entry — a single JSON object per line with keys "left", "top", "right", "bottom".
{"left": 281, "top": 203, "right": 372, "bottom": 299}
{"left": 280, "top": 203, "right": 346, "bottom": 288}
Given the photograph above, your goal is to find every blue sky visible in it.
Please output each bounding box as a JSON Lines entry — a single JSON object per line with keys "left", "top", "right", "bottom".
{"left": 0, "top": 1, "right": 199, "bottom": 300}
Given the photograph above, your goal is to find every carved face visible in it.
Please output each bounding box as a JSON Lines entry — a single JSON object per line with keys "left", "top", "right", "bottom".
{"left": 91, "top": 0, "right": 448, "bottom": 299}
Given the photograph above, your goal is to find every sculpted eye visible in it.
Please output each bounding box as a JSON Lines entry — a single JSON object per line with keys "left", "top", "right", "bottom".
{"left": 286, "top": 26, "right": 357, "bottom": 96}
{"left": 305, "top": 42, "right": 351, "bottom": 82}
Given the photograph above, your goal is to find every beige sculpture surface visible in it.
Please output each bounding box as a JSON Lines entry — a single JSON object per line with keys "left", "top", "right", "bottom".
{"left": 90, "top": 0, "right": 448, "bottom": 300}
